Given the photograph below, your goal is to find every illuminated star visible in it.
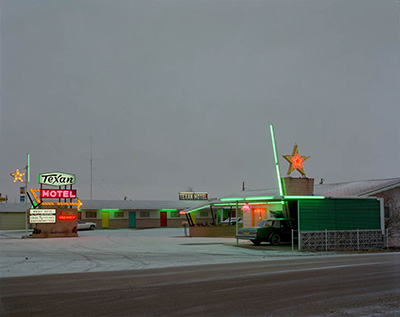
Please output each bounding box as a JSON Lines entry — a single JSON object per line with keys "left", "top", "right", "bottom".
{"left": 282, "top": 144, "right": 309, "bottom": 176}
{"left": 11, "top": 169, "right": 25, "bottom": 183}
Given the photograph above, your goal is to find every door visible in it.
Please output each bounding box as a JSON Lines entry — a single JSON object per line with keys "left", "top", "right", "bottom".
{"left": 77, "top": 212, "right": 82, "bottom": 220}
{"left": 160, "top": 212, "right": 167, "bottom": 227}
{"left": 102, "top": 212, "right": 109, "bottom": 228}
{"left": 129, "top": 211, "right": 136, "bottom": 228}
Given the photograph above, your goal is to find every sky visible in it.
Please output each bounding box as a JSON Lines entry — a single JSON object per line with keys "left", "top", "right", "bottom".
{"left": 1, "top": 0, "right": 399, "bottom": 202}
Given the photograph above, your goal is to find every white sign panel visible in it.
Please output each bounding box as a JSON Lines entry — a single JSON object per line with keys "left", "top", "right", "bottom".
{"left": 30, "top": 209, "right": 56, "bottom": 215}
{"left": 29, "top": 215, "right": 56, "bottom": 223}
{"left": 38, "top": 172, "right": 76, "bottom": 186}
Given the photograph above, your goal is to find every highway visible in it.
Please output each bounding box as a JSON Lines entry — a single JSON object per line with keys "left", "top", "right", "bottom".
{"left": 1, "top": 253, "right": 399, "bottom": 316}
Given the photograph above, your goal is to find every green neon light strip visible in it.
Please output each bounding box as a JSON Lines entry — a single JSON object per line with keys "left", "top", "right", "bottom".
{"left": 270, "top": 124, "right": 284, "bottom": 196}
{"left": 245, "top": 196, "right": 274, "bottom": 201}
{"left": 186, "top": 206, "right": 209, "bottom": 213}
{"left": 213, "top": 203, "right": 244, "bottom": 206}
{"left": 220, "top": 197, "right": 245, "bottom": 202}
{"left": 27, "top": 153, "right": 30, "bottom": 183}
{"left": 159, "top": 209, "right": 177, "bottom": 212}
{"left": 100, "top": 209, "right": 120, "bottom": 211}
{"left": 283, "top": 196, "right": 325, "bottom": 199}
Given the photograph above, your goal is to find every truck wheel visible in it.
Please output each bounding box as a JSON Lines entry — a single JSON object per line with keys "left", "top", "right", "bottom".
{"left": 270, "top": 234, "right": 281, "bottom": 246}
{"left": 251, "top": 239, "right": 261, "bottom": 246}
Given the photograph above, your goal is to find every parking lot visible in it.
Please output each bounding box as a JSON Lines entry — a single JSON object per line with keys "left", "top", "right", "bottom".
{"left": 0, "top": 228, "right": 331, "bottom": 278}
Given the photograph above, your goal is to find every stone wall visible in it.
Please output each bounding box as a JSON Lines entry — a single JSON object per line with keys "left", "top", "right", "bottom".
{"left": 189, "top": 226, "right": 237, "bottom": 237}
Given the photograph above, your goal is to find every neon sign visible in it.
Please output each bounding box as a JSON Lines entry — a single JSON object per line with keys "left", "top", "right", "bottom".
{"left": 38, "top": 172, "right": 76, "bottom": 186}
{"left": 30, "top": 189, "right": 82, "bottom": 209}
{"left": 282, "top": 144, "right": 309, "bottom": 176}
{"left": 11, "top": 169, "right": 25, "bottom": 183}
{"left": 179, "top": 192, "right": 208, "bottom": 200}
{"left": 40, "top": 189, "right": 77, "bottom": 199}
{"left": 58, "top": 214, "right": 77, "bottom": 220}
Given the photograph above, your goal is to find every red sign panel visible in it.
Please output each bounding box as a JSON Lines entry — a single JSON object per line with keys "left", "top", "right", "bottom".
{"left": 40, "top": 189, "right": 77, "bottom": 199}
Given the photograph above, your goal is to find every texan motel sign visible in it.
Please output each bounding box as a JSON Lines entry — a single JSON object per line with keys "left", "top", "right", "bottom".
{"left": 38, "top": 172, "right": 76, "bottom": 186}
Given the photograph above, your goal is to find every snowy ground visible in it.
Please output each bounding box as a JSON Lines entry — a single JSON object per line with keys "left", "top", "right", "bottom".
{"left": 0, "top": 228, "right": 365, "bottom": 278}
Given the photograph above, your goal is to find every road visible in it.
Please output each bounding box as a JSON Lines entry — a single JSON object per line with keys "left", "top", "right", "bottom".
{"left": 1, "top": 253, "right": 399, "bottom": 316}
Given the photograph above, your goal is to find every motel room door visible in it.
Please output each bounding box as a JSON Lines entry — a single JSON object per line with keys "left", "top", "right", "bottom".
{"left": 102, "top": 212, "right": 109, "bottom": 228}
{"left": 160, "top": 212, "right": 167, "bottom": 227}
{"left": 129, "top": 211, "right": 136, "bottom": 228}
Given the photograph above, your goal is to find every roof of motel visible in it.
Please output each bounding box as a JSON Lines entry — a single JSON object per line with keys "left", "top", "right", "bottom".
{"left": 0, "top": 199, "right": 207, "bottom": 213}
{"left": 1, "top": 177, "right": 399, "bottom": 213}
{"left": 221, "top": 177, "right": 400, "bottom": 200}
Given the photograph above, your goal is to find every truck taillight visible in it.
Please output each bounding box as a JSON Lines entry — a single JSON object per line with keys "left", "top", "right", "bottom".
{"left": 250, "top": 232, "right": 257, "bottom": 235}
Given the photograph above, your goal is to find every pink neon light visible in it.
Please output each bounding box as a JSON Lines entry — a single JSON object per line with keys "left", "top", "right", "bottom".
{"left": 40, "top": 189, "right": 77, "bottom": 199}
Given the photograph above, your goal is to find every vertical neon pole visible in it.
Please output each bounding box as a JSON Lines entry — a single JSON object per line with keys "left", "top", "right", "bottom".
{"left": 25, "top": 153, "right": 30, "bottom": 236}
{"left": 269, "top": 124, "right": 284, "bottom": 197}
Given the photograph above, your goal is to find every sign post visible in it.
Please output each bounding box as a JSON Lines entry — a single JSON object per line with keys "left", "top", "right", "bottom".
{"left": 25, "top": 153, "right": 30, "bottom": 237}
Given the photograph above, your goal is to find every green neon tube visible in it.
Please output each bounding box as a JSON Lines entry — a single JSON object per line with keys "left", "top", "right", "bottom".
{"left": 270, "top": 124, "right": 284, "bottom": 196}
{"left": 27, "top": 153, "right": 30, "bottom": 183}
{"left": 245, "top": 196, "right": 274, "bottom": 201}
{"left": 186, "top": 206, "right": 209, "bottom": 213}
{"left": 159, "top": 209, "right": 177, "bottom": 212}
{"left": 283, "top": 196, "right": 325, "bottom": 199}
{"left": 220, "top": 197, "right": 245, "bottom": 202}
{"left": 213, "top": 203, "right": 245, "bottom": 206}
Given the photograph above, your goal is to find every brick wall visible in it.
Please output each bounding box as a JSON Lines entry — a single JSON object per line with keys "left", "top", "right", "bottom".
{"left": 284, "top": 177, "right": 314, "bottom": 195}
{"left": 109, "top": 219, "right": 129, "bottom": 228}
{"left": 136, "top": 219, "right": 160, "bottom": 228}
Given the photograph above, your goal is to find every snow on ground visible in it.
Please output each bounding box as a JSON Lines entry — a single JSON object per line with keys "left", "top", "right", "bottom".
{"left": 0, "top": 228, "right": 357, "bottom": 278}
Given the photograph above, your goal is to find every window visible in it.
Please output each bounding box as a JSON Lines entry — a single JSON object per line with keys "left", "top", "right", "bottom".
{"left": 200, "top": 211, "right": 208, "bottom": 217}
{"left": 140, "top": 211, "right": 150, "bottom": 218}
{"left": 171, "top": 211, "right": 180, "bottom": 217}
{"left": 114, "top": 211, "right": 124, "bottom": 218}
{"left": 86, "top": 211, "right": 97, "bottom": 218}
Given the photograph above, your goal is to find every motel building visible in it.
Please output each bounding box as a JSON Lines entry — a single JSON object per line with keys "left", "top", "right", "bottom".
{"left": 1, "top": 142, "right": 399, "bottom": 250}
{"left": 1, "top": 177, "right": 399, "bottom": 249}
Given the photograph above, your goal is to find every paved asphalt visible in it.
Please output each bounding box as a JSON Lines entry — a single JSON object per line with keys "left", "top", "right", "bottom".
{"left": 1, "top": 253, "right": 399, "bottom": 316}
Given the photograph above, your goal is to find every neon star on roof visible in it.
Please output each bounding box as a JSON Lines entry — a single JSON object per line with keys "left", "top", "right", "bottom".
{"left": 11, "top": 169, "right": 25, "bottom": 183}
{"left": 282, "top": 144, "right": 309, "bottom": 176}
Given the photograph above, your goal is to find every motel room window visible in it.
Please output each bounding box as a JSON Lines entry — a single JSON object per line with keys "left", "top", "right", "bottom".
{"left": 86, "top": 211, "right": 97, "bottom": 218}
{"left": 200, "top": 211, "right": 208, "bottom": 217}
{"left": 140, "top": 211, "right": 150, "bottom": 218}
{"left": 114, "top": 211, "right": 125, "bottom": 218}
{"left": 171, "top": 211, "right": 180, "bottom": 218}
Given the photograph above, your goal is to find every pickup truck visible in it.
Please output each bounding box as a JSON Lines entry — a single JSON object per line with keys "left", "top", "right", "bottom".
{"left": 236, "top": 218, "right": 297, "bottom": 246}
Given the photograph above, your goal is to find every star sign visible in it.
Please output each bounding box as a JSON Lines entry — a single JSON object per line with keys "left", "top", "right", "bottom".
{"left": 11, "top": 169, "right": 25, "bottom": 183}
{"left": 282, "top": 144, "right": 309, "bottom": 176}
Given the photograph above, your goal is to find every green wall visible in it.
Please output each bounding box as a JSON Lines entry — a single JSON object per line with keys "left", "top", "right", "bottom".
{"left": 298, "top": 198, "right": 381, "bottom": 232}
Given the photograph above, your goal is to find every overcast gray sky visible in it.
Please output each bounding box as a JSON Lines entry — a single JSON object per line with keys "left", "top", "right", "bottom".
{"left": 1, "top": 0, "right": 399, "bottom": 202}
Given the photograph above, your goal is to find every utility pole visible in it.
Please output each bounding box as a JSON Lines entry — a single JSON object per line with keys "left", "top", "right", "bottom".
{"left": 90, "top": 134, "right": 93, "bottom": 200}
{"left": 25, "top": 153, "right": 30, "bottom": 237}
